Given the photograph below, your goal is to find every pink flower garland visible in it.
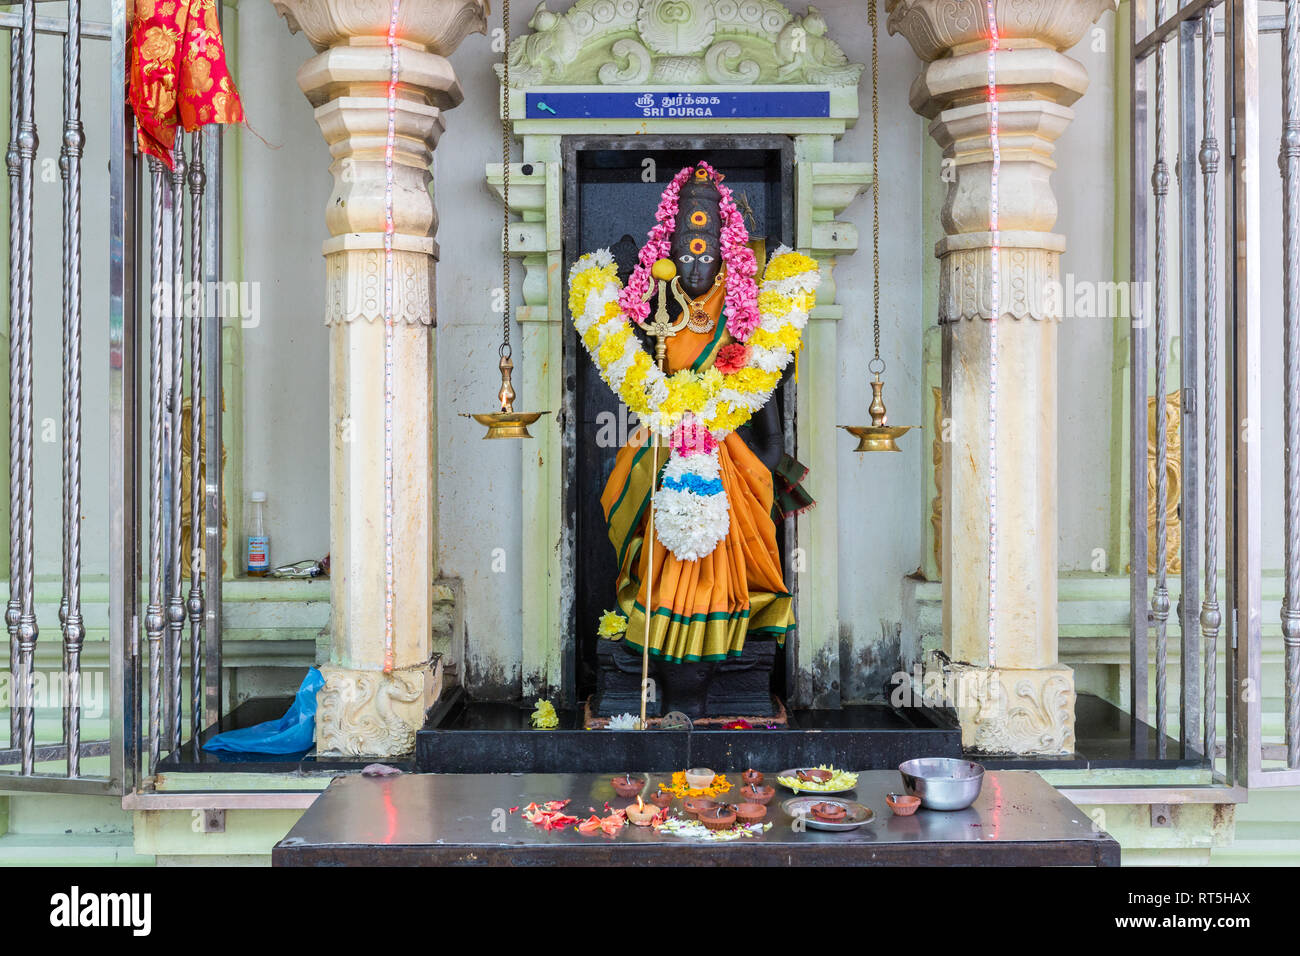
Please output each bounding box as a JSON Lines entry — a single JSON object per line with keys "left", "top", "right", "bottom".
{"left": 618, "top": 162, "right": 761, "bottom": 342}
{"left": 671, "top": 416, "right": 718, "bottom": 457}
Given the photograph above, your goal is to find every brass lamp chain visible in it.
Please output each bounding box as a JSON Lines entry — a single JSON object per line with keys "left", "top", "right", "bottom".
{"left": 869, "top": 0, "right": 882, "bottom": 375}
{"left": 500, "top": 0, "right": 511, "bottom": 360}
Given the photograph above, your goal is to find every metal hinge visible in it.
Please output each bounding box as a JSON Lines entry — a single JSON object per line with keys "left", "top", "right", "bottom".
{"left": 1229, "top": 117, "right": 1237, "bottom": 157}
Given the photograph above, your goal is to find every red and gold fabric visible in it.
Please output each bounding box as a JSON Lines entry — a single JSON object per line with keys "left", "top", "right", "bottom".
{"left": 129, "top": 0, "right": 244, "bottom": 168}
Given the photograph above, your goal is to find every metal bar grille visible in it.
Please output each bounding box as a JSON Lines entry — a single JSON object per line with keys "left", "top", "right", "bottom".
{"left": 1281, "top": 0, "right": 1300, "bottom": 771}
{"left": 1199, "top": 6, "right": 1223, "bottom": 768}
{"left": 0, "top": 0, "right": 223, "bottom": 791}
{"left": 1126, "top": 0, "right": 1300, "bottom": 788}
{"left": 1131, "top": 0, "right": 1229, "bottom": 771}
{"left": 1129, "top": 0, "right": 1152, "bottom": 751}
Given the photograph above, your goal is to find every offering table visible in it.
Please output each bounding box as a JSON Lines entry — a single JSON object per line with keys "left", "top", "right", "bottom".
{"left": 273, "top": 770, "right": 1119, "bottom": 866}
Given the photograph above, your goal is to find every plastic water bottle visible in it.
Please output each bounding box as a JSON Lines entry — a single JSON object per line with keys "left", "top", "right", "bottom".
{"left": 246, "top": 491, "right": 270, "bottom": 577}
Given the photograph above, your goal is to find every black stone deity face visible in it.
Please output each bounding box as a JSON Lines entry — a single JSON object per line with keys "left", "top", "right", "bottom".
{"left": 671, "top": 168, "right": 724, "bottom": 299}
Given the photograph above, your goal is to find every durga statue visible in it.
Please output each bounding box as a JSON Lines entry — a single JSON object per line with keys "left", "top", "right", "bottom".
{"left": 569, "top": 161, "right": 820, "bottom": 716}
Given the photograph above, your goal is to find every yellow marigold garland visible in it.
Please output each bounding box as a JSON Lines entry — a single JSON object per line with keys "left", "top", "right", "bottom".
{"left": 568, "top": 246, "right": 818, "bottom": 440}
{"left": 658, "top": 771, "right": 734, "bottom": 799}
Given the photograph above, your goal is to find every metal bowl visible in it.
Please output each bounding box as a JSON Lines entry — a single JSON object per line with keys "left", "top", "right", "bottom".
{"left": 898, "top": 757, "right": 985, "bottom": 811}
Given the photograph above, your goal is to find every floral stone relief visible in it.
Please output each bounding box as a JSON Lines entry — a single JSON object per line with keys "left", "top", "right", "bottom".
{"left": 497, "top": 0, "right": 864, "bottom": 87}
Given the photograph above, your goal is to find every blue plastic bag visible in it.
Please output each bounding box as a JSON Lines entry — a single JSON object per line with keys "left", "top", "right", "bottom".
{"left": 203, "top": 667, "right": 325, "bottom": 754}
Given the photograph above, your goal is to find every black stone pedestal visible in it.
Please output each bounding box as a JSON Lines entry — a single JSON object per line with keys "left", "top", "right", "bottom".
{"left": 592, "top": 638, "right": 778, "bottom": 718}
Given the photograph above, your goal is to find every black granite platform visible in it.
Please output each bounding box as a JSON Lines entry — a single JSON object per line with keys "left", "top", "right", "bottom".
{"left": 157, "top": 689, "right": 1203, "bottom": 777}
{"left": 414, "top": 686, "right": 962, "bottom": 773}
{"left": 155, "top": 697, "right": 412, "bottom": 775}
{"left": 976, "top": 694, "right": 1207, "bottom": 771}
{"left": 272, "top": 769, "right": 1120, "bottom": 866}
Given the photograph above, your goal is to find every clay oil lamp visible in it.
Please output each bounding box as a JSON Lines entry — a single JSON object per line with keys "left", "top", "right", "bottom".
{"left": 684, "top": 767, "right": 715, "bottom": 789}
{"left": 796, "top": 768, "right": 833, "bottom": 784}
{"left": 649, "top": 789, "right": 673, "bottom": 809}
{"left": 740, "top": 783, "right": 775, "bottom": 806}
{"left": 735, "top": 802, "right": 767, "bottom": 824}
{"left": 698, "top": 805, "right": 737, "bottom": 831}
{"left": 626, "top": 795, "right": 658, "bottom": 827}
{"left": 741, "top": 768, "right": 764, "bottom": 786}
{"left": 683, "top": 796, "right": 719, "bottom": 818}
{"left": 886, "top": 792, "right": 921, "bottom": 817}
{"left": 611, "top": 773, "right": 645, "bottom": 799}
{"left": 809, "top": 802, "right": 848, "bottom": 823}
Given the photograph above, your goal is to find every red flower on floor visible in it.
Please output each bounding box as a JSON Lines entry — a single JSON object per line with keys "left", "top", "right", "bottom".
{"left": 721, "top": 719, "right": 752, "bottom": 730}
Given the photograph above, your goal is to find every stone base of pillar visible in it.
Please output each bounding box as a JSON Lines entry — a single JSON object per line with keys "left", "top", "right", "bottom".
{"left": 930, "top": 656, "right": 1076, "bottom": 755}
{"left": 316, "top": 657, "right": 443, "bottom": 758}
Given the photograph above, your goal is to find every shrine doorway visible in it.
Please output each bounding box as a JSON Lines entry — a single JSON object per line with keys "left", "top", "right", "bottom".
{"left": 560, "top": 135, "right": 797, "bottom": 706}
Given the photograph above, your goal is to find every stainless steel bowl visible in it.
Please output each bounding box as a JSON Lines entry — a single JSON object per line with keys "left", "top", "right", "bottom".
{"left": 898, "top": 757, "right": 985, "bottom": 811}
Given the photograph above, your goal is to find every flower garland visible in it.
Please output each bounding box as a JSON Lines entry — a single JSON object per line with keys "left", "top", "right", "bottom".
{"left": 617, "top": 162, "right": 761, "bottom": 342}
{"left": 570, "top": 246, "right": 818, "bottom": 442}
{"left": 569, "top": 234, "right": 818, "bottom": 561}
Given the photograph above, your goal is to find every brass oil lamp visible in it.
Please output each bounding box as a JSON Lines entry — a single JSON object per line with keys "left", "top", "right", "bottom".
{"left": 842, "top": 363, "right": 914, "bottom": 453}
{"left": 841, "top": 0, "right": 914, "bottom": 454}
{"left": 467, "top": 0, "right": 546, "bottom": 439}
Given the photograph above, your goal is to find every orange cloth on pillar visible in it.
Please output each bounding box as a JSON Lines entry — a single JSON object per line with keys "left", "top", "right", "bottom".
{"left": 129, "top": 0, "right": 244, "bottom": 168}
{"left": 600, "top": 282, "right": 793, "bottom": 663}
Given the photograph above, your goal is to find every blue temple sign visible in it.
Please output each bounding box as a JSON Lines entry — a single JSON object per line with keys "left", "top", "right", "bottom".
{"left": 525, "top": 90, "right": 831, "bottom": 120}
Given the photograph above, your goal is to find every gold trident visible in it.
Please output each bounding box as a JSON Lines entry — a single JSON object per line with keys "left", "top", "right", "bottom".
{"left": 644, "top": 259, "right": 689, "bottom": 371}
{"left": 635, "top": 258, "right": 684, "bottom": 730}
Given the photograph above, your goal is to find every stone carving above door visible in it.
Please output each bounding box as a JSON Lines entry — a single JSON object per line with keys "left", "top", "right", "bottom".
{"left": 497, "top": 0, "right": 864, "bottom": 87}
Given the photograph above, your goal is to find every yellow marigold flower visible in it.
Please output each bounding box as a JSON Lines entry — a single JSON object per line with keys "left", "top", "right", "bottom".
{"left": 747, "top": 328, "right": 779, "bottom": 351}
{"left": 658, "top": 771, "right": 734, "bottom": 798}
{"left": 707, "top": 403, "right": 750, "bottom": 433}
{"left": 568, "top": 262, "right": 619, "bottom": 318}
{"left": 597, "top": 326, "right": 631, "bottom": 367}
{"left": 596, "top": 610, "right": 628, "bottom": 638}
{"left": 660, "top": 386, "right": 687, "bottom": 417}
{"left": 677, "top": 379, "right": 708, "bottom": 409}
{"left": 764, "top": 251, "right": 818, "bottom": 281}
{"left": 699, "top": 366, "right": 723, "bottom": 393}
{"left": 583, "top": 324, "right": 602, "bottom": 351}
{"left": 620, "top": 382, "right": 651, "bottom": 417}
{"left": 776, "top": 324, "right": 801, "bottom": 351}
{"left": 530, "top": 699, "right": 559, "bottom": 729}
{"left": 730, "top": 367, "right": 781, "bottom": 394}
{"left": 758, "top": 289, "right": 792, "bottom": 317}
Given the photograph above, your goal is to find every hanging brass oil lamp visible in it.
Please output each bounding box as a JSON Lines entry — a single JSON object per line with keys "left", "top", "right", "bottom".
{"left": 467, "top": 0, "right": 546, "bottom": 439}
{"left": 842, "top": 362, "right": 914, "bottom": 453}
{"left": 841, "top": 0, "right": 914, "bottom": 454}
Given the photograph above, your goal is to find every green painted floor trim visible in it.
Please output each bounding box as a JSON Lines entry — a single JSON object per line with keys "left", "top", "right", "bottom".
{"left": 0, "top": 832, "right": 155, "bottom": 867}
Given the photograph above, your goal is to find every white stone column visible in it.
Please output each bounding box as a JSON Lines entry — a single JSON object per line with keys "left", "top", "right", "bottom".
{"left": 888, "top": 0, "right": 1116, "bottom": 753}
{"left": 271, "top": 0, "right": 487, "bottom": 755}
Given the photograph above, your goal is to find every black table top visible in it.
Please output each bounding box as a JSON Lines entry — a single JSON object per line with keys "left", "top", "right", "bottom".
{"left": 273, "top": 769, "right": 1120, "bottom": 866}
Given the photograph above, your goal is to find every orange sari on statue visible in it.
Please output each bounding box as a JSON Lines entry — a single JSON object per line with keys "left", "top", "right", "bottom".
{"left": 600, "top": 282, "right": 793, "bottom": 663}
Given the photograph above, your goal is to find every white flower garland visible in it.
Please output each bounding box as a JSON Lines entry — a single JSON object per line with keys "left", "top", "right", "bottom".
{"left": 654, "top": 446, "right": 730, "bottom": 561}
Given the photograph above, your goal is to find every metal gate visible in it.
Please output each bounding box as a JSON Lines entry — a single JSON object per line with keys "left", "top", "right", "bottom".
{"left": 1131, "top": 0, "right": 1300, "bottom": 787}
{"left": 0, "top": 0, "right": 225, "bottom": 794}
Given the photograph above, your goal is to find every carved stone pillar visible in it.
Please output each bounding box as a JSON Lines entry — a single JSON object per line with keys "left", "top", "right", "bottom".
{"left": 888, "top": 0, "right": 1116, "bottom": 753}
{"left": 270, "top": 0, "right": 487, "bottom": 755}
